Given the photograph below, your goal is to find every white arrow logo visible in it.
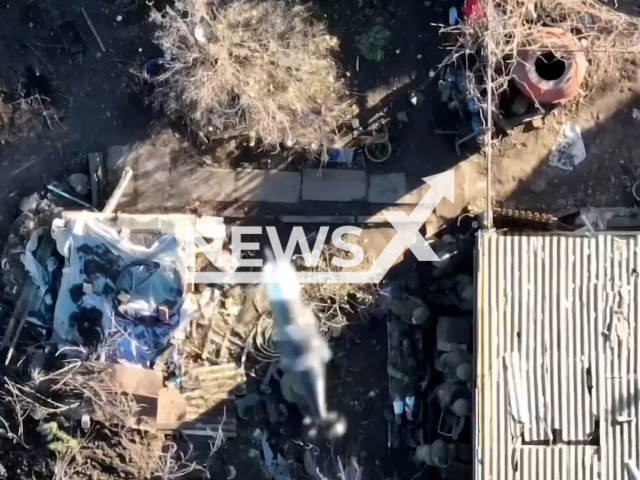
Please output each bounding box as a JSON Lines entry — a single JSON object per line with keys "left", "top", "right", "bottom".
{"left": 189, "top": 169, "right": 455, "bottom": 284}
{"left": 342, "top": 169, "right": 455, "bottom": 283}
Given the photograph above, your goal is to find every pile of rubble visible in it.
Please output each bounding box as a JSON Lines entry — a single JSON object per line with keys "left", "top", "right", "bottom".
{"left": 386, "top": 218, "right": 478, "bottom": 480}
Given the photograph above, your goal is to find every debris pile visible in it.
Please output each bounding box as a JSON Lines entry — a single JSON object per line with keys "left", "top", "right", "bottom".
{"left": 0, "top": 177, "right": 390, "bottom": 477}
{"left": 51, "top": 215, "right": 191, "bottom": 365}
{"left": 386, "top": 218, "right": 479, "bottom": 479}
{"left": 0, "top": 205, "right": 237, "bottom": 477}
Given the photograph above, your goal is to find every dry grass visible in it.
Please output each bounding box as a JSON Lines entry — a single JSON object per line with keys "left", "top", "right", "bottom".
{"left": 0, "top": 94, "right": 57, "bottom": 144}
{"left": 299, "top": 238, "right": 381, "bottom": 333}
{"left": 440, "top": 0, "right": 640, "bottom": 107}
{"left": 151, "top": 0, "right": 354, "bottom": 148}
{"left": 31, "top": 361, "right": 140, "bottom": 427}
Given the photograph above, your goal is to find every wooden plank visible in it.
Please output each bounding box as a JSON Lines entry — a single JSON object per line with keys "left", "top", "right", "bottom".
{"left": 103, "top": 167, "right": 133, "bottom": 214}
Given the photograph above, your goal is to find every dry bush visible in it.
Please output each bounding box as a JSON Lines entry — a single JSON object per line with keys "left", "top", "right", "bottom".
{"left": 441, "top": 0, "right": 640, "bottom": 105}
{"left": 151, "top": 0, "right": 354, "bottom": 148}
{"left": 32, "top": 361, "right": 140, "bottom": 427}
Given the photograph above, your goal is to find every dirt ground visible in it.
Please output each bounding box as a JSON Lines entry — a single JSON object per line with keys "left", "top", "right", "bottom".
{"left": 2, "top": 0, "right": 640, "bottom": 478}
{"left": 498, "top": 74, "right": 640, "bottom": 212}
{"left": 0, "top": 0, "right": 157, "bottom": 242}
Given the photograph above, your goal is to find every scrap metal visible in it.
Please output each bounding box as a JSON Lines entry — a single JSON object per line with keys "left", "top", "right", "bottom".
{"left": 475, "top": 230, "right": 639, "bottom": 480}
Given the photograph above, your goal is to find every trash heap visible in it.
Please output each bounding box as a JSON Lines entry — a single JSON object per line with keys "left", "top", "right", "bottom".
{"left": 51, "top": 217, "right": 190, "bottom": 366}
{"left": 0, "top": 179, "right": 386, "bottom": 478}
{"left": 386, "top": 216, "right": 478, "bottom": 480}
{"left": 0, "top": 192, "right": 250, "bottom": 476}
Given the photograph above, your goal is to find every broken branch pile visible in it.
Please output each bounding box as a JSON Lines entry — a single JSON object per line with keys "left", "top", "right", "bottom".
{"left": 151, "top": 0, "right": 354, "bottom": 148}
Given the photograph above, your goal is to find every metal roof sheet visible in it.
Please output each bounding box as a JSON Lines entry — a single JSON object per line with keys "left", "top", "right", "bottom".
{"left": 475, "top": 231, "right": 639, "bottom": 480}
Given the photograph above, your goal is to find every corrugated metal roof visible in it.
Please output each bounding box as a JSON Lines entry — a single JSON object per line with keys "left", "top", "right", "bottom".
{"left": 475, "top": 231, "right": 640, "bottom": 480}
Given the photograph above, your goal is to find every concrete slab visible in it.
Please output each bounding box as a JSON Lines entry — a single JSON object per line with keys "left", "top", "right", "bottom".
{"left": 118, "top": 146, "right": 172, "bottom": 211}
{"left": 302, "top": 169, "right": 367, "bottom": 202}
{"left": 368, "top": 173, "right": 407, "bottom": 204}
{"left": 357, "top": 214, "right": 390, "bottom": 224}
{"left": 368, "top": 173, "right": 434, "bottom": 205}
{"left": 178, "top": 167, "right": 236, "bottom": 203}
{"left": 279, "top": 215, "right": 355, "bottom": 224}
{"left": 61, "top": 212, "right": 206, "bottom": 242}
{"left": 235, "top": 169, "right": 301, "bottom": 203}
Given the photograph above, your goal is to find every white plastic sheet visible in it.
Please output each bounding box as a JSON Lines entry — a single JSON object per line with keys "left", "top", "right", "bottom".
{"left": 52, "top": 215, "right": 191, "bottom": 366}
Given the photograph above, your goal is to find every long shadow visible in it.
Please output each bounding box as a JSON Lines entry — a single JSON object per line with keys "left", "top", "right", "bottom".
{"left": 307, "top": 0, "right": 467, "bottom": 191}
{"left": 501, "top": 92, "right": 640, "bottom": 215}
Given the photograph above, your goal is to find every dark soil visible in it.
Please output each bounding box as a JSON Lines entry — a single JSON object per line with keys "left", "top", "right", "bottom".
{"left": 314, "top": 0, "right": 465, "bottom": 179}
{"left": 0, "top": 0, "right": 158, "bottom": 245}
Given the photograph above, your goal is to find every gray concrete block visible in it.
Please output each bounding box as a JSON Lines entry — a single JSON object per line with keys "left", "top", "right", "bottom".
{"left": 177, "top": 167, "right": 236, "bottom": 202}
{"left": 302, "top": 169, "right": 367, "bottom": 201}
{"left": 368, "top": 173, "right": 407, "bottom": 204}
{"left": 119, "top": 146, "right": 172, "bottom": 211}
{"left": 279, "top": 215, "right": 355, "bottom": 224}
{"left": 357, "top": 214, "right": 390, "bottom": 223}
{"left": 235, "top": 169, "right": 301, "bottom": 203}
{"left": 368, "top": 172, "right": 432, "bottom": 205}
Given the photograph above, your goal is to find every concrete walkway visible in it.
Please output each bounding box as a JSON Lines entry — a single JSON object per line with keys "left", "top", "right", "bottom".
{"left": 111, "top": 145, "right": 488, "bottom": 231}
{"left": 114, "top": 145, "right": 433, "bottom": 209}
